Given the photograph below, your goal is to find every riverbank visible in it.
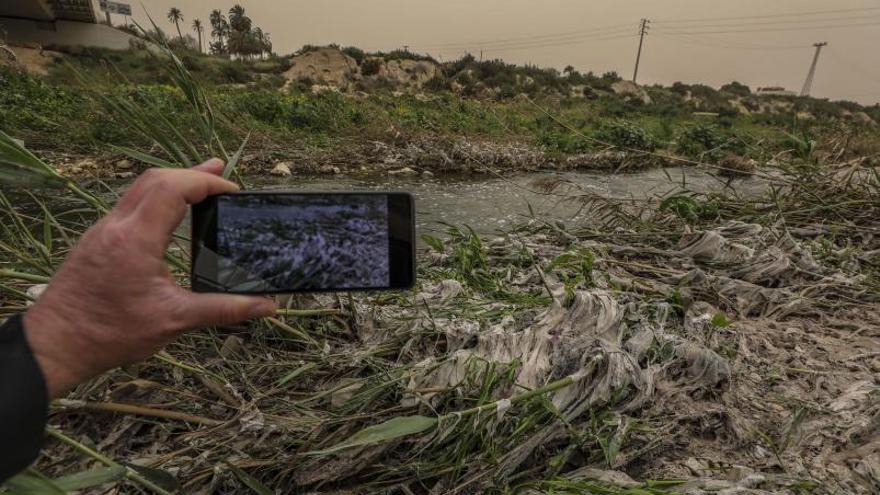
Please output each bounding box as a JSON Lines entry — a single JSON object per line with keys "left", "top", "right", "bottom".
{"left": 43, "top": 136, "right": 716, "bottom": 180}
{"left": 5, "top": 58, "right": 879, "bottom": 184}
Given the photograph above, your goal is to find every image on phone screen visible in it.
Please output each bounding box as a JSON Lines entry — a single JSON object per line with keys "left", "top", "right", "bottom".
{"left": 191, "top": 192, "right": 414, "bottom": 293}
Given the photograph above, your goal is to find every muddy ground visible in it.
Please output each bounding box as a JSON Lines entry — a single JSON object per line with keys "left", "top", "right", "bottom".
{"left": 42, "top": 136, "right": 678, "bottom": 180}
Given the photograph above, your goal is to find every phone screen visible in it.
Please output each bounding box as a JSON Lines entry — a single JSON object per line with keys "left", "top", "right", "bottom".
{"left": 191, "top": 192, "right": 415, "bottom": 293}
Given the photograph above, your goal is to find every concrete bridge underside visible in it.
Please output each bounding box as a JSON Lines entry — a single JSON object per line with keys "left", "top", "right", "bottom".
{"left": 1, "top": 0, "right": 98, "bottom": 24}
{"left": 1, "top": 1, "right": 140, "bottom": 50}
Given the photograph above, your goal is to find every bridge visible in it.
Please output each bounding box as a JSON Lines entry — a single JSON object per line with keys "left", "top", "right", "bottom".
{"left": 1, "top": 0, "right": 98, "bottom": 24}
{"left": 1, "top": 1, "right": 137, "bottom": 50}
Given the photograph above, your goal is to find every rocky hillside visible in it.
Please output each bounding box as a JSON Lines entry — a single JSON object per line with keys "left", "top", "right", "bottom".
{"left": 277, "top": 46, "right": 877, "bottom": 126}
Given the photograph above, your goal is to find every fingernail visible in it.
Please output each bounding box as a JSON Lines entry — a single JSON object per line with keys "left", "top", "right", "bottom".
{"left": 252, "top": 298, "right": 276, "bottom": 317}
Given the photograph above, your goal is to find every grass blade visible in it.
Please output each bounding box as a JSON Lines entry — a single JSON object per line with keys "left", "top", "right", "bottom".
{"left": 226, "top": 463, "right": 274, "bottom": 495}
{"left": 307, "top": 415, "right": 438, "bottom": 455}
{"left": 54, "top": 467, "right": 127, "bottom": 491}
{"left": 223, "top": 133, "right": 249, "bottom": 179}
{"left": 2, "top": 469, "right": 65, "bottom": 495}
{"left": 110, "top": 145, "right": 177, "bottom": 169}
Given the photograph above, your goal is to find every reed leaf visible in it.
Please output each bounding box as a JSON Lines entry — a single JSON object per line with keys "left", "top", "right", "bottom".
{"left": 226, "top": 463, "right": 274, "bottom": 495}
{"left": 307, "top": 415, "right": 438, "bottom": 455}
{"left": 110, "top": 145, "right": 178, "bottom": 169}
{"left": 53, "top": 467, "right": 127, "bottom": 491}
{"left": 2, "top": 469, "right": 65, "bottom": 495}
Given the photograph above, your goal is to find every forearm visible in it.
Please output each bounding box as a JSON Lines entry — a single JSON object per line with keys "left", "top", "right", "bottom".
{"left": 0, "top": 314, "right": 49, "bottom": 482}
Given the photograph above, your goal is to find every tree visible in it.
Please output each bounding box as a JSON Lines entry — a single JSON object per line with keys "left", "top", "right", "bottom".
{"left": 227, "top": 4, "right": 254, "bottom": 59}
{"left": 167, "top": 7, "right": 184, "bottom": 40}
{"left": 228, "top": 5, "right": 251, "bottom": 33}
{"left": 192, "top": 18, "right": 204, "bottom": 53}
{"left": 209, "top": 9, "right": 229, "bottom": 55}
{"left": 253, "top": 28, "right": 271, "bottom": 59}
{"left": 564, "top": 65, "right": 575, "bottom": 76}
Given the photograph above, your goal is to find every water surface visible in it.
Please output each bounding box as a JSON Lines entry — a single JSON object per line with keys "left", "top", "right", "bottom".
{"left": 246, "top": 168, "right": 765, "bottom": 235}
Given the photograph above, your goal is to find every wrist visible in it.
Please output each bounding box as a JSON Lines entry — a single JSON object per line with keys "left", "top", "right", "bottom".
{"left": 23, "top": 304, "right": 98, "bottom": 399}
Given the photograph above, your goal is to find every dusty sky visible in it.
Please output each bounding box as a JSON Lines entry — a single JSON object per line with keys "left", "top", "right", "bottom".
{"left": 125, "top": 0, "right": 880, "bottom": 104}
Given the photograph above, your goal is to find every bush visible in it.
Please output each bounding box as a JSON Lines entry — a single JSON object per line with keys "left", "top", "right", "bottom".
{"left": 675, "top": 122, "right": 744, "bottom": 160}
{"left": 538, "top": 130, "right": 592, "bottom": 154}
{"left": 721, "top": 81, "right": 751, "bottom": 97}
{"left": 424, "top": 76, "right": 452, "bottom": 92}
{"left": 342, "top": 46, "right": 366, "bottom": 65}
{"left": 220, "top": 64, "right": 252, "bottom": 83}
{"left": 361, "top": 58, "right": 382, "bottom": 77}
{"left": 595, "top": 120, "right": 659, "bottom": 152}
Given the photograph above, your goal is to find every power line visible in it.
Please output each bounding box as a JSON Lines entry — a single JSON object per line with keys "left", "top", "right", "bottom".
{"left": 653, "top": 6, "right": 880, "bottom": 24}
{"left": 652, "top": 33, "right": 809, "bottom": 51}
{"left": 654, "top": 13, "right": 880, "bottom": 30}
{"left": 414, "top": 33, "right": 636, "bottom": 55}
{"left": 653, "top": 21, "right": 880, "bottom": 36}
{"left": 419, "top": 23, "right": 636, "bottom": 50}
{"left": 413, "top": 27, "right": 637, "bottom": 52}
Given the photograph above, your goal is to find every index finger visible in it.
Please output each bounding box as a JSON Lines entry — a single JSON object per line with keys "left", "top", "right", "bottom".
{"left": 128, "top": 168, "right": 239, "bottom": 239}
{"left": 115, "top": 159, "right": 227, "bottom": 217}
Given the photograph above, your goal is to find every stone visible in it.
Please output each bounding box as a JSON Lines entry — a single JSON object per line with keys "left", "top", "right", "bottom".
{"left": 115, "top": 159, "right": 133, "bottom": 170}
{"left": 388, "top": 167, "right": 417, "bottom": 176}
{"left": 270, "top": 162, "right": 293, "bottom": 177}
{"left": 319, "top": 165, "right": 341, "bottom": 175}
{"left": 115, "top": 172, "right": 136, "bottom": 179}
{"left": 610, "top": 80, "right": 652, "bottom": 104}
{"left": 718, "top": 154, "right": 757, "bottom": 178}
{"left": 421, "top": 170, "right": 434, "bottom": 178}
{"left": 25, "top": 284, "right": 47, "bottom": 306}
{"left": 564, "top": 467, "right": 639, "bottom": 487}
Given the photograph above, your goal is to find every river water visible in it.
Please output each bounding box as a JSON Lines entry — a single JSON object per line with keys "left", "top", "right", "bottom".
{"left": 245, "top": 167, "right": 766, "bottom": 235}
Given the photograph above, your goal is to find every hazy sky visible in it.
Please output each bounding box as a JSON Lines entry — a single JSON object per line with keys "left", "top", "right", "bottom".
{"left": 123, "top": 0, "right": 880, "bottom": 104}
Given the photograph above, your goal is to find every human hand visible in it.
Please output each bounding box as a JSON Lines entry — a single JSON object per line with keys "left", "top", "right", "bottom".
{"left": 23, "top": 159, "right": 277, "bottom": 399}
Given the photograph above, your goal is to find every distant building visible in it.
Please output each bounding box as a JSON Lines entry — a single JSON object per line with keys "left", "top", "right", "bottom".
{"left": 756, "top": 86, "right": 797, "bottom": 97}
{"left": 1, "top": 1, "right": 136, "bottom": 50}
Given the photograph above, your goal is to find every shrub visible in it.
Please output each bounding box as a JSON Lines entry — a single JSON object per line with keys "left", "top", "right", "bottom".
{"left": 342, "top": 46, "right": 366, "bottom": 65}
{"left": 424, "top": 76, "right": 451, "bottom": 92}
{"left": 220, "top": 64, "right": 252, "bottom": 83}
{"left": 676, "top": 122, "right": 723, "bottom": 158}
{"left": 595, "top": 120, "right": 659, "bottom": 152}
{"left": 361, "top": 58, "right": 382, "bottom": 77}
{"left": 538, "top": 130, "right": 592, "bottom": 153}
{"left": 721, "top": 81, "right": 751, "bottom": 97}
{"left": 675, "top": 122, "right": 745, "bottom": 160}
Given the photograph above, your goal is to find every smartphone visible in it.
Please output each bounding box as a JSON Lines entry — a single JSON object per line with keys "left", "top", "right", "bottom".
{"left": 191, "top": 192, "right": 415, "bottom": 293}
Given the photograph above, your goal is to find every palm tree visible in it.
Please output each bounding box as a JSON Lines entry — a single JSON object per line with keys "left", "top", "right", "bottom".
{"left": 192, "top": 19, "right": 204, "bottom": 53}
{"left": 261, "top": 31, "right": 272, "bottom": 58}
{"left": 253, "top": 27, "right": 266, "bottom": 59}
{"left": 167, "top": 7, "right": 183, "bottom": 39}
{"left": 209, "top": 9, "right": 228, "bottom": 53}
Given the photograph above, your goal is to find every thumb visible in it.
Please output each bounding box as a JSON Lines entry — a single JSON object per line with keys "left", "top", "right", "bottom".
{"left": 175, "top": 293, "right": 276, "bottom": 329}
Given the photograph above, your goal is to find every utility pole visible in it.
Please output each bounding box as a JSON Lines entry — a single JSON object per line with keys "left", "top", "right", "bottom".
{"left": 800, "top": 42, "right": 827, "bottom": 97}
{"left": 632, "top": 18, "right": 650, "bottom": 84}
